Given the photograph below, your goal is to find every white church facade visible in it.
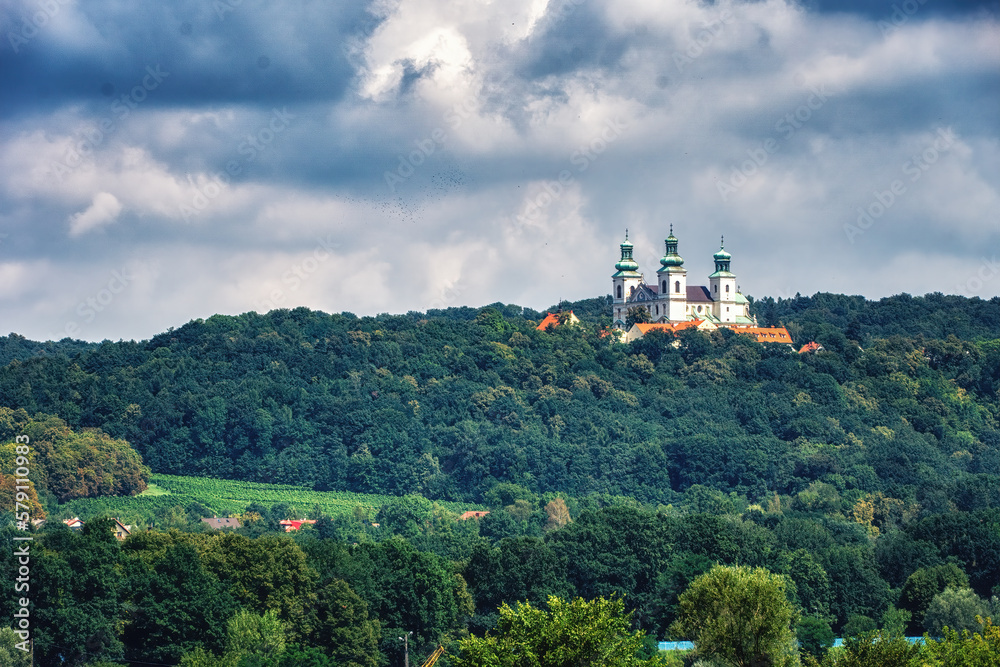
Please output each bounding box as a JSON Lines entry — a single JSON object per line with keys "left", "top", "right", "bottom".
{"left": 611, "top": 228, "right": 755, "bottom": 330}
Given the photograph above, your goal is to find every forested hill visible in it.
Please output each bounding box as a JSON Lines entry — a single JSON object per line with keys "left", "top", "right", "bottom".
{"left": 0, "top": 293, "right": 997, "bottom": 510}
{"left": 750, "top": 292, "right": 1000, "bottom": 343}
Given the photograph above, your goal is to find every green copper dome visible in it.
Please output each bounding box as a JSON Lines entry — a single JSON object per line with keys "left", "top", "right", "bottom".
{"left": 614, "top": 231, "right": 639, "bottom": 273}
{"left": 711, "top": 236, "right": 733, "bottom": 276}
{"left": 658, "top": 224, "right": 684, "bottom": 270}
{"left": 661, "top": 254, "right": 684, "bottom": 267}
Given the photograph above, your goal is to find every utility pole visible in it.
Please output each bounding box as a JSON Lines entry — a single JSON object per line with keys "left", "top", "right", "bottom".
{"left": 398, "top": 631, "right": 412, "bottom": 667}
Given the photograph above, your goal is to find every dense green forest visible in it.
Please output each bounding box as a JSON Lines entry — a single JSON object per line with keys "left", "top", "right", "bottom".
{"left": 0, "top": 292, "right": 998, "bottom": 507}
{"left": 1, "top": 291, "right": 999, "bottom": 665}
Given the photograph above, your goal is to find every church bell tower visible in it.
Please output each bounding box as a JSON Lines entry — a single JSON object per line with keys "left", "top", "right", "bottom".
{"left": 611, "top": 230, "right": 643, "bottom": 329}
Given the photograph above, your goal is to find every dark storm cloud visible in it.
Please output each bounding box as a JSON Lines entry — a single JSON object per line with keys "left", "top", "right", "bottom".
{"left": 0, "top": 0, "right": 377, "bottom": 116}
{"left": 801, "top": 0, "right": 999, "bottom": 19}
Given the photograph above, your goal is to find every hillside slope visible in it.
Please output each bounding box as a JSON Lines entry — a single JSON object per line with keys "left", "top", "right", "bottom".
{"left": 0, "top": 295, "right": 997, "bottom": 509}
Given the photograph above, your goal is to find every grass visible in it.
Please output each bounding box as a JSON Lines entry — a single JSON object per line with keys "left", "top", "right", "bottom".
{"left": 56, "top": 473, "right": 482, "bottom": 525}
{"left": 138, "top": 482, "right": 170, "bottom": 497}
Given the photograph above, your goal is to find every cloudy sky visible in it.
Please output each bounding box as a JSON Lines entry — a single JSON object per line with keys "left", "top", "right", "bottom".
{"left": 1, "top": 0, "right": 998, "bottom": 341}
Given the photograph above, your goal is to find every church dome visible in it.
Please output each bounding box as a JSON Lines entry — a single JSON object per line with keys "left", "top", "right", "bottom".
{"left": 659, "top": 226, "right": 684, "bottom": 268}
{"left": 714, "top": 246, "right": 731, "bottom": 260}
{"left": 660, "top": 253, "right": 684, "bottom": 267}
{"left": 616, "top": 255, "right": 639, "bottom": 272}
{"left": 615, "top": 233, "right": 639, "bottom": 272}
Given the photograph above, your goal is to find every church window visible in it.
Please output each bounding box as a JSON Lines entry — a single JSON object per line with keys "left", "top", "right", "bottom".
{"left": 655, "top": 305, "right": 659, "bottom": 315}
{"left": 714, "top": 285, "right": 718, "bottom": 293}
{"left": 617, "top": 285, "right": 622, "bottom": 298}
{"left": 674, "top": 280, "right": 680, "bottom": 293}
{"left": 697, "top": 305, "right": 702, "bottom": 313}
{"left": 662, "top": 280, "right": 667, "bottom": 293}
{"left": 726, "top": 284, "right": 730, "bottom": 293}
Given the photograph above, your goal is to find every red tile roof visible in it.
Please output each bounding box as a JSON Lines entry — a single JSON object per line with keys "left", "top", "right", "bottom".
{"left": 459, "top": 510, "right": 490, "bottom": 520}
{"left": 673, "top": 320, "right": 705, "bottom": 331}
{"left": 536, "top": 313, "right": 560, "bottom": 330}
{"left": 536, "top": 311, "right": 578, "bottom": 330}
{"left": 279, "top": 519, "right": 317, "bottom": 532}
{"left": 731, "top": 326, "right": 793, "bottom": 343}
{"left": 799, "top": 341, "right": 822, "bottom": 354}
{"left": 631, "top": 320, "right": 705, "bottom": 334}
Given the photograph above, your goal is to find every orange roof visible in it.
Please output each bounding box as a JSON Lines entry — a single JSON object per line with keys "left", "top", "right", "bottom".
{"left": 731, "top": 326, "right": 793, "bottom": 343}
{"left": 799, "top": 341, "right": 822, "bottom": 354}
{"left": 536, "top": 311, "right": 577, "bottom": 330}
{"left": 631, "top": 320, "right": 704, "bottom": 334}
{"left": 536, "top": 313, "right": 560, "bottom": 330}
{"left": 631, "top": 323, "right": 672, "bottom": 334}
{"left": 673, "top": 320, "right": 705, "bottom": 331}
{"left": 459, "top": 511, "right": 490, "bottom": 520}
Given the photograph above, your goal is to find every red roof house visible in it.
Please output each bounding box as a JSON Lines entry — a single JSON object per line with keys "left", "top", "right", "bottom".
{"left": 279, "top": 519, "right": 317, "bottom": 532}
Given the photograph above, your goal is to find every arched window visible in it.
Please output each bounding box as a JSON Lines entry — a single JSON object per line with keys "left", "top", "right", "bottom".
{"left": 714, "top": 284, "right": 718, "bottom": 293}
{"left": 655, "top": 305, "right": 659, "bottom": 315}
{"left": 726, "top": 284, "right": 730, "bottom": 293}
{"left": 662, "top": 280, "right": 667, "bottom": 293}
{"left": 616, "top": 285, "right": 622, "bottom": 299}
{"left": 674, "top": 281, "right": 680, "bottom": 293}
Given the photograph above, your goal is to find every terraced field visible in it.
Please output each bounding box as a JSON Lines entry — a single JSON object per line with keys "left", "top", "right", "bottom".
{"left": 55, "top": 474, "right": 480, "bottom": 525}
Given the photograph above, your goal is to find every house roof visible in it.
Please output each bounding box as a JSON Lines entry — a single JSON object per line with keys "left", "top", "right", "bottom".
{"left": 627, "top": 284, "right": 658, "bottom": 303}
{"left": 627, "top": 320, "right": 709, "bottom": 342}
{"left": 631, "top": 323, "right": 675, "bottom": 334}
{"left": 62, "top": 517, "right": 84, "bottom": 529}
{"left": 202, "top": 517, "right": 242, "bottom": 529}
{"left": 631, "top": 320, "right": 706, "bottom": 335}
{"left": 674, "top": 320, "right": 706, "bottom": 331}
{"left": 731, "top": 326, "right": 794, "bottom": 344}
{"left": 279, "top": 519, "right": 317, "bottom": 532}
{"left": 799, "top": 341, "right": 823, "bottom": 354}
{"left": 459, "top": 511, "right": 490, "bottom": 520}
{"left": 535, "top": 311, "right": 579, "bottom": 330}
{"left": 686, "top": 286, "right": 714, "bottom": 303}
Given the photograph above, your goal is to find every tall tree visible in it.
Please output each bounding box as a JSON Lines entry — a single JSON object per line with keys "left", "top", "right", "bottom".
{"left": 671, "top": 564, "right": 799, "bottom": 667}
{"left": 453, "top": 595, "right": 665, "bottom": 667}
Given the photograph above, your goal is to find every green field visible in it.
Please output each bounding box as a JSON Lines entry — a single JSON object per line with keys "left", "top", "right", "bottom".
{"left": 55, "top": 474, "right": 482, "bottom": 526}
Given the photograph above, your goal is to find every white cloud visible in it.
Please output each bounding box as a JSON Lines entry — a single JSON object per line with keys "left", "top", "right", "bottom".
{"left": 68, "top": 191, "right": 123, "bottom": 236}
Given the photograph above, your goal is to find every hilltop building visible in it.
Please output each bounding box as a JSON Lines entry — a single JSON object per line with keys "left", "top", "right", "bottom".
{"left": 612, "top": 228, "right": 755, "bottom": 330}
{"left": 536, "top": 311, "right": 581, "bottom": 330}
{"left": 61, "top": 516, "right": 133, "bottom": 540}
